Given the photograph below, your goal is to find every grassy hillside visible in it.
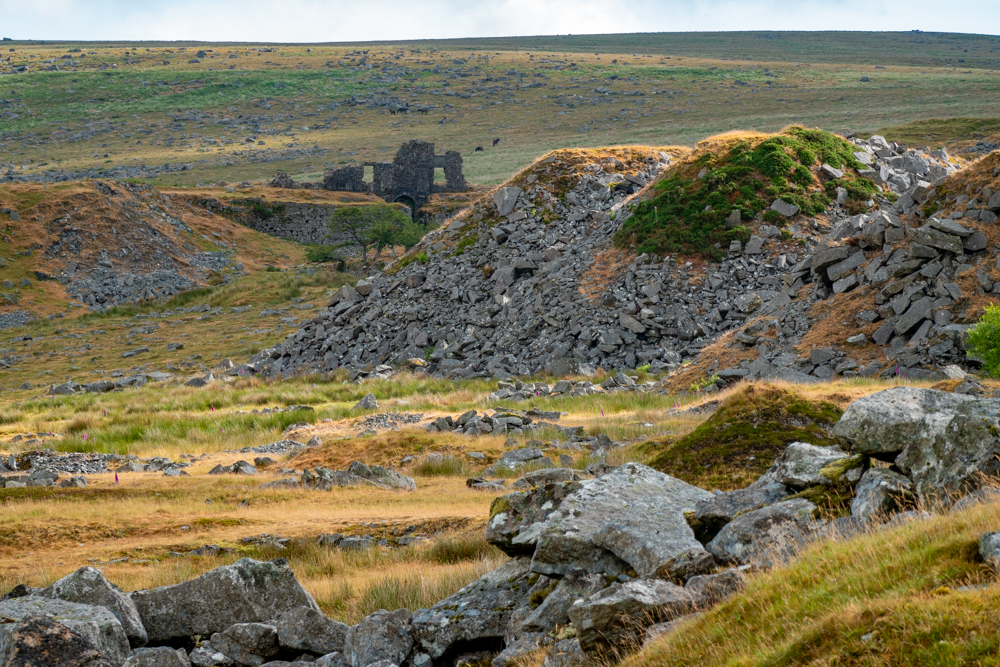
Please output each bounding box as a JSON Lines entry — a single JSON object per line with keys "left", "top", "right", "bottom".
{"left": 1, "top": 33, "right": 998, "bottom": 188}
{"left": 632, "top": 496, "right": 1000, "bottom": 666}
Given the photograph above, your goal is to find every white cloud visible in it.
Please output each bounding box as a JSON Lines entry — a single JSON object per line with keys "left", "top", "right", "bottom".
{"left": 0, "top": 0, "right": 996, "bottom": 41}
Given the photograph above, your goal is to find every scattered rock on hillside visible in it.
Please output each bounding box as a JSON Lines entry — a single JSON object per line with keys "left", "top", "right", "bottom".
{"left": 412, "top": 557, "right": 532, "bottom": 663}
{"left": 354, "top": 393, "right": 379, "bottom": 410}
{"left": 344, "top": 608, "right": 412, "bottom": 667}
{"left": 850, "top": 468, "right": 915, "bottom": 518}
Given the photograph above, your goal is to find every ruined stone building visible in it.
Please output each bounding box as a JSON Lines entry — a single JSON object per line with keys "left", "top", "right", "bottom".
{"left": 271, "top": 140, "right": 466, "bottom": 214}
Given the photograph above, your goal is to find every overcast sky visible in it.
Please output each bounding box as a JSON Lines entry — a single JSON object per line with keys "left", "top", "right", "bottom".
{"left": 1, "top": 0, "right": 996, "bottom": 42}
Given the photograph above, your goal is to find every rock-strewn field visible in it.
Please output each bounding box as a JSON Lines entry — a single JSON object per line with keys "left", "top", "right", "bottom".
{"left": 5, "top": 386, "right": 1000, "bottom": 667}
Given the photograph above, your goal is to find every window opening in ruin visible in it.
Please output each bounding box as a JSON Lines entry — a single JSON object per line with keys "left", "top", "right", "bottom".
{"left": 363, "top": 165, "right": 374, "bottom": 184}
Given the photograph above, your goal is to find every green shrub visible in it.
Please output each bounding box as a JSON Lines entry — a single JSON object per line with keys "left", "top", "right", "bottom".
{"left": 304, "top": 245, "right": 346, "bottom": 269}
{"left": 967, "top": 303, "right": 1000, "bottom": 377}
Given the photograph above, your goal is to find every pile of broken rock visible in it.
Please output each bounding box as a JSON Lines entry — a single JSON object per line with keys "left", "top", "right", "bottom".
{"left": 7, "top": 386, "right": 1000, "bottom": 667}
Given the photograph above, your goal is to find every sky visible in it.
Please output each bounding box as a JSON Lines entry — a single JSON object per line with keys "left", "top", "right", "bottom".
{"left": 1, "top": 0, "right": 997, "bottom": 42}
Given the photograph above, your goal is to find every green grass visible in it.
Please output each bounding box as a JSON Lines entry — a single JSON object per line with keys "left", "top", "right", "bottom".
{"left": 632, "top": 498, "right": 1000, "bottom": 667}
{"left": 3, "top": 34, "right": 1000, "bottom": 188}
{"left": 645, "top": 383, "right": 843, "bottom": 490}
{"left": 615, "top": 127, "right": 874, "bottom": 260}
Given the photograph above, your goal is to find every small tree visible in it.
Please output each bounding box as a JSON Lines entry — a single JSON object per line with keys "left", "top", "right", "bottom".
{"left": 967, "top": 303, "right": 1000, "bottom": 377}
{"left": 328, "top": 204, "right": 414, "bottom": 264}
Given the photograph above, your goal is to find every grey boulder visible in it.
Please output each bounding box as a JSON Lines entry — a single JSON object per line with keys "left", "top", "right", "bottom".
{"left": 354, "top": 393, "right": 379, "bottom": 410}
{"left": 129, "top": 558, "right": 319, "bottom": 643}
{"left": 706, "top": 499, "right": 822, "bottom": 567}
{"left": 833, "top": 387, "right": 1000, "bottom": 500}
{"left": 540, "top": 639, "right": 588, "bottom": 667}
{"left": 42, "top": 566, "right": 148, "bottom": 648}
{"left": 276, "top": 607, "right": 348, "bottom": 656}
{"left": 210, "top": 622, "right": 278, "bottom": 665}
{"left": 850, "top": 468, "right": 915, "bottom": 518}
{"left": 0, "top": 614, "right": 114, "bottom": 667}
{"left": 0, "top": 596, "right": 130, "bottom": 667}
{"left": 123, "top": 648, "right": 189, "bottom": 667}
{"left": 520, "top": 570, "right": 607, "bottom": 634}
{"left": 530, "top": 463, "right": 712, "bottom": 578}
{"left": 567, "top": 579, "right": 696, "bottom": 660}
{"left": 693, "top": 482, "right": 789, "bottom": 537}
{"left": 979, "top": 532, "right": 1000, "bottom": 567}
{"left": 486, "top": 481, "right": 583, "bottom": 555}
{"left": 684, "top": 568, "right": 746, "bottom": 607}
{"left": 412, "top": 557, "right": 532, "bottom": 661}
{"left": 344, "top": 608, "right": 412, "bottom": 667}
{"left": 770, "top": 442, "right": 852, "bottom": 488}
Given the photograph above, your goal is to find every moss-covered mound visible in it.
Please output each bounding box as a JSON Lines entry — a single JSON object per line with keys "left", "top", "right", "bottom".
{"left": 615, "top": 126, "right": 878, "bottom": 260}
{"left": 647, "top": 383, "right": 844, "bottom": 489}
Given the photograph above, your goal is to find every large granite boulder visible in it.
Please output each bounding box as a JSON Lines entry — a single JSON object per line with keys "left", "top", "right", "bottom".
{"left": 41, "top": 567, "right": 148, "bottom": 648}
{"left": 276, "top": 607, "right": 348, "bottom": 656}
{"left": 834, "top": 387, "right": 1000, "bottom": 500}
{"left": 344, "top": 609, "right": 412, "bottom": 667}
{"left": 520, "top": 570, "right": 607, "bottom": 634}
{"left": 566, "top": 579, "right": 695, "bottom": 660}
{"left": 530, "top": 464, "right": 713, "bottom": 578}
{"left": 770, "top": 442, "right": 852, "bottom": 488}
{"left": 412, "top": 557, "right": 532, "bottom": 663}
{"left": 0, "top": 614, "right": 114, "bottom": 667}
{"left": 122, "top": 648, "right": 189, "bottom": 667}
{"left": 0, "top": 596, "right": 130, "bottom": 666}
{"left": 693, "top": 482, "right": 789, "bottom": 539}
{"left": 486, "top": 482, "right": 583, "bottom": 555}
{"left": 209, "top": 622, "right": 279, "bottom": 665}
{"left": 706, "top": 499, "right": 822, "bottom": 568}
{"left": 122, "top": 647, "right": 189, "bottom": 667}
{"left": 850, "top": 468, "right": 915, "bottom": 518}
{"left": 129, "top": 559, "right": 319, "bottom": 644}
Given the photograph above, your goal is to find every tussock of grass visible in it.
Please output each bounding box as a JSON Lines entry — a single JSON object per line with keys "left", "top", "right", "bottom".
{"left": 633, "top": 499, "right": 1000, "bottom": 667}
{"left": 413, "top": 455, "right": 473, "bottom": 477}
{"left": 615, "top": 126, "right": 874, "bottom": 260}
{"left": 645, "top": 383, "right": 843, "bottom": 489}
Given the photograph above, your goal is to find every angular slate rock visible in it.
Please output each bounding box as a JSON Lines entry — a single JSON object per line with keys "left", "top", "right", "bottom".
{"left": 693, "top": 482, "right": 788, "bottom": 538}
{"left": 344, "top": 609, "right": 412, "bottom": 667}
{"left": 486, "top": 481, "right": 583, "bottom": 555}
{"left": 520, "top": 570, "right": 607, "bottom": 634}
{"left": 276, "top": 607, "right": 348, "bottom": 656}
{"left": 850, "top": 468, "right": 915, "bottom": 518}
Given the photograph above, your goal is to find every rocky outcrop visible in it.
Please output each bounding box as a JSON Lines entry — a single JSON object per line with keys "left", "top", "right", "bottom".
{"left": 706, "top": 499, "right": 823, "bottom": 568}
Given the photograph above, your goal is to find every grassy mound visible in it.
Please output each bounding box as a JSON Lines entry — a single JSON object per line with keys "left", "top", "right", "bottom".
{"left": 615, "top": 126, "right": 877, "bottom": 260}
{"left": 646, "top": 383, "right": 843, "bottom": 489}
{"left": 631, "top": 499, "right": 998, "bottom": 667}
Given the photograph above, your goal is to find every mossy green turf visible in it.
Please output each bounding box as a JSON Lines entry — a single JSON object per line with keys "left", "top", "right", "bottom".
{"left": 615, "top": 127, "right": 876, "bottom": 260}
{"left": 646, "top": 383, "right": 843, "bottom": 489}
